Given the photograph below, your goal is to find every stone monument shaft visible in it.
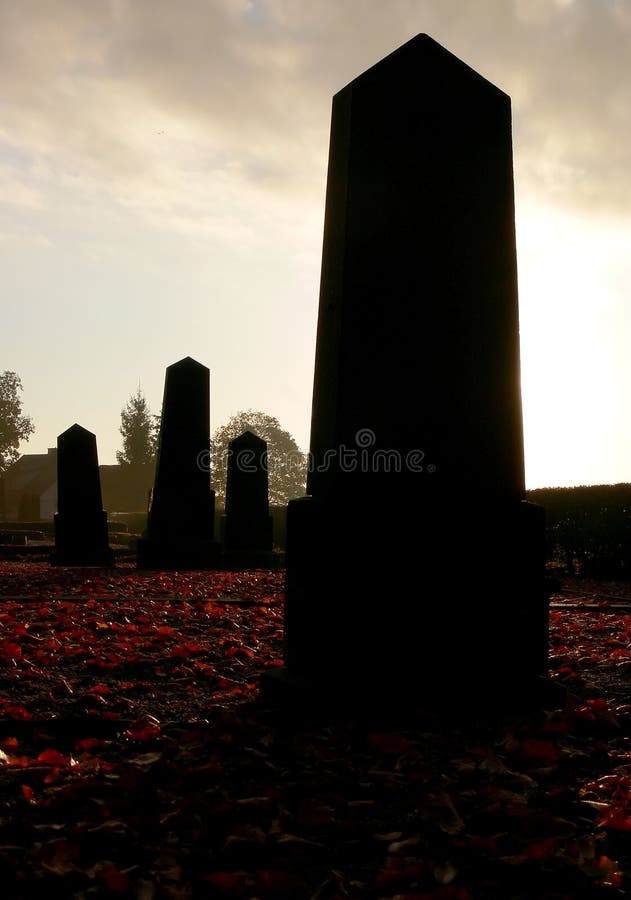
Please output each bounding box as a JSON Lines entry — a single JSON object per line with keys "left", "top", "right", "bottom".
{"left": 52, "top": 424, "right": 114, "bottom": 566}
{"left": 137, "top": 356, "right": 220, "bottom": 569}
{"left": 278, "top": 34, "right": 550, "bottom": 706}
{"left": 309, "top": 33, "right": 524, "bottom": 505}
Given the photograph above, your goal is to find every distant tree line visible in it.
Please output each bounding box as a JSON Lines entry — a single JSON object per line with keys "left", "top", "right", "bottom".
{"left": 117, "top": 388, "right": 307, "bottom": 507}
{"left": 9, "top": 370, "right": 631, "bottom": 570}
{"left": 527, "top": 484, "right": 631, "bottom": 579}
{"left": 1, "top": 374, "right": 307, "bottom": 509}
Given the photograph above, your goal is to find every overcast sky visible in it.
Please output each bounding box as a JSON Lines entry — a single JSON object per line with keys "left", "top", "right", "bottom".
{"left": 1, "top": 0, "right": 630, "bottom": 489}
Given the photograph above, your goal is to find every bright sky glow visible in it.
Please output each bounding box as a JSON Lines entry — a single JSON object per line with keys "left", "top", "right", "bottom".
{"left": 1, "top": 0, "right": 629, "bottom": 489}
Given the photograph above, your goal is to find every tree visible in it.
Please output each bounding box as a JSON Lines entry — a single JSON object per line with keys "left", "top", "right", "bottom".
{"left": 211, "top": 410, "right": 307, "bottom": 507}
{"left": 0, "top": 371, "right": 34, "bottom": 474}
{"left": 116, "top": 387, "right": 159, "bottom": 466}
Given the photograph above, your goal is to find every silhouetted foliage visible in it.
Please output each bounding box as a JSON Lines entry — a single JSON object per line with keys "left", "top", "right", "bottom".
{"left": 527, "top": 484, "right": 631, "bottom": 578}
{"left": 116, "top": 388, "right": 158, "bottom": 467}
{"left": 211, "top": 410, "right": 306, "bottom": 507}
{"left": 0, "top": 371, "right": 34, "bottom": 474}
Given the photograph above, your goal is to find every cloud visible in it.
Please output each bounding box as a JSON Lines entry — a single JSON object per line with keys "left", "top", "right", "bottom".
{"left": 0, "top": 162, "right": 44, "bottom": 209}
{"left": 0, "top": 0, "right": 629, "bottom": 237}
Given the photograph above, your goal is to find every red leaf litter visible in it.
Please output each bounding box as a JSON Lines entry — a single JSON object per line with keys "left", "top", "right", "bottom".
{"left": 1, "top": 562, "right": 631, "bottom": 898}
{"left": 0, "top": 562, "right": 284, "bottom": 721}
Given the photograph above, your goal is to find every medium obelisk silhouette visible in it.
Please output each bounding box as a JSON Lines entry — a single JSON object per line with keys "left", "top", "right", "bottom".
{"left": 137, "top": 357, "right": 220, "bottom": 569}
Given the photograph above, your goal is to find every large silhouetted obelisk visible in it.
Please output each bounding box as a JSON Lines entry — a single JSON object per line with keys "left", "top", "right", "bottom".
{"left": 272, "top": 34, "right": 552, "bottom": 709}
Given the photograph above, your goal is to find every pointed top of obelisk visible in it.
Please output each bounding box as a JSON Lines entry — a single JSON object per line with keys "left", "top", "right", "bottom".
{"left": 58, "top": 423, "right": 95, "bottom": 445}
{"left": 167, "top": 356, "right": 208, "bottom": 374}
{"left": 229, "top": 430, "right": 267, "bottom": 453}
{"left": 341, "top": 32, "right": 509, "bottom": 101}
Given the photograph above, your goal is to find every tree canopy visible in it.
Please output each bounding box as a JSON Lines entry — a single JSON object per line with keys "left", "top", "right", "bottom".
{"left": 0, "top": 371, "right": 34, "bottom": 474}
{"left": 116, "top": 388, "right": 158, "bottom": 467}
{"left": 211, "top": 410, "right": 307, "bottom": 507}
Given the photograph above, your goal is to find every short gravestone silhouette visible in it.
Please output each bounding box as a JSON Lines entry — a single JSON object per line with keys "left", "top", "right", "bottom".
{"left": 51, "top": 424, "right": 114, "bottom": 566}
{"left": 220, "top": 430, "right": 275, "bottom": 568}
{"left": 137, "top": 357, "right": 220, "bottom": 569}
{"left": 267, "top": 34, "right": 553, "bottom": 710}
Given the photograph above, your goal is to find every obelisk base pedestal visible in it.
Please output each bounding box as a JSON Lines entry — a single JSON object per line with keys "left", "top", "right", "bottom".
{"left": 51, "top": 510, "right": 115, "bottom": 567}
{"left": 266, "top": 495, "right": 561, "bottom": 714}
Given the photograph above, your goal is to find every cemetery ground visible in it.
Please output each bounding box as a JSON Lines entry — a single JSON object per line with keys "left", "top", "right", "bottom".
{"left": 1, "top": 563, "right": 631, "bottom": 898}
